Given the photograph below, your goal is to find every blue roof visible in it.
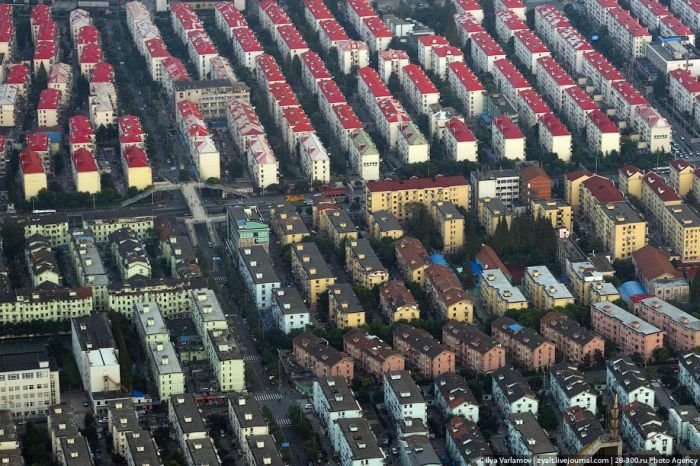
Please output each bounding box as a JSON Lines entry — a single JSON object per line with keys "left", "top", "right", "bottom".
{"left": 618, "top": 281, "right": 647, "bottom": 301}
{"left": 508, "top": 323, "right": 524, "bottom": 332}
{"left": 431, "top": 253, "right": 448, "bottom": 267}
{"left": 470, "top": 260, "right": 483, "bottom": 275}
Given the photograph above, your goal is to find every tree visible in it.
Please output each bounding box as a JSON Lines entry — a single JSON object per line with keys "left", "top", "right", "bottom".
{"left": 388, "top": 72, "right": 401, "bottom": 95}
{"left": 653, "top": 347, "right": 672, "bottom": 362}
{"left": 612, "top": 259, "right": 636, "bottom": 283}
{"left": 538, "top": 401, "right": 558, "bottom": 431}
{"left": 653, "top": 73, "right": 668, "bottom": 100}
{"left": 404, "top": 203, "right": 440, "bottom": 249}
{"left": 630, "top": 352, "right": 644, "bottom": 366}
{"left": 691, "top": 277, "right": 700, "bottom": 315}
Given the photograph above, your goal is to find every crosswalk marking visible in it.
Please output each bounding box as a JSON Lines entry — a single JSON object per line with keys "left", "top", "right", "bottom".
{"left": 244, "top": 354, "right": 262, "bottom": 362}
{"left": 276, "top": 417, "right": 292, "bottom": 427}
{"left": 254, "top": 392, "right": 282, "bottom": 401}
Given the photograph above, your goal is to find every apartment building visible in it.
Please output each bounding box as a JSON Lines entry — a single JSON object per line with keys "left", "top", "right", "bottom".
{"left": 327, "top": 283, "right": 365, "bottom": 329}
{"left": 434, "top": 373, "right": 479, "bottom": 421}
{"left": 531, "top": 199, "right": 573, "bottom": 231}
{"left": 506, "top": 413, "right": 558, "bottom": 463}
{"left": 444, "top": 117, "right": 477, "bottom": 162}
{"left": 495, "top": 9, "right": 527, "bottom": 43}
{"left": 345, "top": 239, "right": 389, "bottom": 289}
{"left": 424, "top": 264, "right": 473, "bottom": 322}
{"left": 334, "top": 418, "right": 384, "bottom": 466}
{"left": 491, "top": 115, "right": 525, "bottom": 160}
{"left": 679, "top": 352, "right": 700, "bottom": 406}
{"left": 491, "top": 366, "right": 539, "bottom": 416}
{"left": 20, "top": 149, "right": 47, "bottom": 200}
{"left": 621, "top": 401, "right": 673, "bottom": 455}
{"left": 518, "top": 89, "right": 552, "bottom": 133}
{"left": 383, "top": 370, "right": 427, "bottom": 423}
{"left": 514, "top": 29, "right": 551, "bottom": 75}
{"left": 368, "top": 210, "right": 403, "bottom": 240}
{"left": 554, "top": 26, "right": 593, "bottom": 75}
{"left": 110, "top": 228, "right": 150, "bottom": 281}
{"left": 395, "top": 236, "right": 431, "bottom": 286}
{"left": 479, "top": 269, "right": 528, "bottom": 315}
{"left": 446, "top": 417, "right": 493, "bottom": 466}
{"left": 226, "top": 206, "right": 269, "bottom": 257}
{"left": 228, "top": 394, "right": 268, "bottom": 454}
{"left": 379, "top": 280, "right": 419, "bottom": 323}
{"left": 293, "top": 332, "right": 353, "bottom": 382}
{"left": 637, "top": 297, "right": 700, "bottom": 353}
{"left": 442, "top": 320, "right": 506, "bottom": 374}
{"left": 270, "top": 204, "right": 309, "bottom": 246}
{"left": 401, "top": 64, "right": 439, "bottom": 115}
{"left": 291, "top": 242, "right": 335, "bottom": 308}
{"left": 562, "top": 86, "right": 598, "bottom": 133}
{"left": 535, "top": 56, "right": 575, "bottom": 111}
{"left": 446, "top": 61, "right": 485, "bottom": 119}
{"left": 607, "top": 357, "right": 655, "bottom": 408}
{"left": 663, "top": 204, "right": 700, "bottom": 263}
{"left": 365, "top": 176, "right": 471, "bottom": 221}
{"left": 393, "top": 324, "right": 455, "bottom": 379}
{"left": 430, "top": 201, "right": 464, "bottom": 252}
{"left": 0, "top": 352, "right": 60, "bottom": 418}
{"left": 550, "top": 363, "right": 597, "bottom": 415}
{"left": 146, "top": 340, "right": 185, "bottom": 399}
{"left": 492, "top": 58, "right": 531, "bottom": 105}
{"left": 312, "top": 377, "right": 362, "bottom": 446}
{"left": 270, "top": 287, "right": 309, "bottom": 335}
{"left": 522, "top": 265, "right": 575, "bottom": 310}
{"left": 592, "top": 201, "right": 647, "bottom": 260}
{"left": 70, "top": 313, "right": 120, "bottom": 394}
{"left": 342, "top": 329, "right": 405, "bottom": 380}
{"left": 534, "top": 4, "right": 570, "bottom": 49}
{"left": 592, "top": 301, "right": 663, "bottom": 361}
{"left": 642, "top": 171, "right": 682, "bottom": 225}
{"left": 608, "top": 8, "right": 651, "bottom": 58}
{"left": 586, "top": 109, "right": 621, "bottom": 155}
{"left": 108, "top": 400, "right": 140, "bottom": 457}
{"left": 539, "top": 113, "right": 572, "bottom": 161}
{"left": 670, "top": 159, "right": 695, "bottom": 197}
{"left": 397, "top": 121, "right": 430, "bottom": 164}
{"left": 348, "top": 129, "right": 380, "bottom": 182}
{"left": 471, "top": 169, "right": 521, "bottom": 208}
{"left": 470, "top": 32, "right": 506, "bottom": 74}
{"left": 26, "top": 234, "right": 60, "bottom": 288}
{"left": 492, "top": 316, "right": 556, "bottom": 370}
{"left": 562, "top": 407, "right": 612, "bottom": 455}
{"left": 540, "top": 312, "right": 605, "bottom": 364}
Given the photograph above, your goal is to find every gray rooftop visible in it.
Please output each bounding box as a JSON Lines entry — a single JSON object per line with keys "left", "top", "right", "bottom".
{"left": 680, "top": 352, "right": 700, "bottom": 382}
{"left": 479, "top": 197, "right": 512, "bottom": 216}
{"left": 446, "top": 417, "right": 492, "bottom": 463}
{"left": 148, "top": 341, "right": 183, "bottom": 376}
{"left": 191, "top": 289, "right": 227, "bottom": 325}
{"left": 0, "top": 352, "right": 54, "bottom": 373}
{"left": 599, "top": 201, "right": 644, "bottom": 224}
{"left": 551, "top": 363, "right": 594, "bottom": 398}
{"left": 70, "top": 229, "right": 108, "bottom": 286}
{"left": 292, "top": 242, "right": 333, "bottom": 279}
{"left": 186, "top": 437, "right": 221, "bottom": 466}
{"left": 328, "top": 283, "right": 364, "bottom": 315}
{"left": 480, "top": 269, "right": 527, "bottom": 303}
{"left": 335, "top": 418, "right": 384, "bottom": 461}
{"left": 125, "top": 430, "right": 161, "bottom": 466}
{"left": 272, "top": 205, "right": 309, "bottom": 237}
{"left": 509, "top": 412, "right": 556, "bottom": 455}
{"left": 228, "top": 394, "right": 267, "bottom": 431}
{"left": 563, "top": 407, "right": 604, "bottom": 450}
{"left": 493, "top": 316, "right": 549, "bottom": 351}
{"left": 607, "top": 357, "right": 649, "bottom": 394}
{"left": 60, "top": 436, "right": 94, "bottom": 466}
{"left": 400, "top": 435, "right": 440, "bottom": 466}
{"left": 134, "top": 302, "right": 169, "bottom": 338}
{"left": 492, "top": 366, "right": 537, "bottom": 404}
{"left": 170, "top": 394, "right": 206, "bottom": 435}
{"left": 525, "top": 266, "right": 574, "bottom": 300}
{"left": 325, "top": 209, "right": 357, "bottom": 235}
{"left": 208, "top": 329, "right": 243, "bottom": 361}
{"left": 639, "top": 297, "right": 700, "bottom": 331}
{"left": 346, "top": 239, "right": 387, "bottom": 274}
{"left": 246, "top": 435, "right": 284, "bottom": 466}
{"left": 384, "top": 370, "right": 425, "bottom": 405}
{"left": 432, "top": 201, "right": 464, "bottom": 221}
{"left": 48, "top": 405, "right": 79, "bottom": 441}
{"left": 272, "top": 287, "right": 308, "bottom": 315}
{"left": 623, "top": 402, "right": 666, "bottom": 439}
{"left": 434, "top": 373, "right": 478, "bottom": 407}
{"left": 370, "top": 210, "right": 402, "bottom": 232}
{"left": 592, "top": 302, "right": 662, "bottom": 335}
{"left": 238, "top": 246, "right": 281, "bottom": 285}
{"left": 71, "top": 312, "right": 115, "bottom": 352}
{"left": 315, "top": 377, "right": 361, "bottom": 413}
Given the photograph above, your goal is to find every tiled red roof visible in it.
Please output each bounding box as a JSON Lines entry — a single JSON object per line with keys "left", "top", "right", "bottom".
{"left": 90, "top": 62, "right": 114, "bottom": 83}
{"left": 643, "top": 171, "right": 681, "bottom": 202}
{"left": 582, "top": 51, "right": 624, "bottom": 82}
{"left": 619, "top": 164, "right": 642, "bottom": 178}
{"left": 318, "top": 79, "right": 346, "bottom": 105}
{"left": 513, "top": 29, "right": 549, "bottom": 53}
{"left": 6, "top": 64, "right": 29, "bottom": 85}
{"left": 565, "top": 170, "right": 592, "bottom": 182}
{"left": 146, "top": 38, "right": 170, "bottom": 58}
{"left": 124, "top": 146, "right": 150, "bottom": 168}
{"left": 79, "top": 43, "right": 102, "bottom": 64}
{"left": 447, "top": 62, "right": 485, "bottom": 91}
{"left": 587, "top": 110, "right": 618, "bottom": 133}
{"left": 301, "top": 51, "right": 332, "bottom": 80}
{"left": 27, "top": 132, "right": 49, "bottom": 152}
{"left": 472, "top": 32, "right": 505, "bottom": 57}
{"left": 402, "top": 64, "right": 438, "bottom": 94}
{"left": 366, "top": 175, "right": 468, "bottom": 193}
{"left": 347, "top": 0, "right": 376, "bottom": 17}
{"left": 417, "top": 35, "right": 450, "bottom": 48}
{"left": 669, "top": 69, "right": 700, "bottom": 93}
{"left": 609, "top": 7, "right": 650, "bottom": 37}
{"left": 496, "top": 9, "right": 527, "bottom": 31}
{"left": 493, "top": 115, "right": 522, "bottom": 139}
{"left": 445, "top": 117, "right": 475, "bottom": 142}
{"left": 612, "top": 81, "right": 646, "bottom": 106}
{"left": 69, "top": 115, "right": 94, "bottom": 144}
{"left": 519, "top": 89, "right": 550, "bottom": 114}
{"left": 539, "top": 113, "right": 570, "bottom": 137}
{"left": 671, "top": 158, "right": 693, "bottom": 172}
{"left": 282, "top": 106, "right": 314, "bottom": 132}
{"left": 269, "top": 82, "right": 300, "bottom": 107}
{"left": 277, "top": 24, "right": 308, "bottom": 51}
{"left": 363, "top": 16, "right": 392, "bottom": 38}
{"left": 77, "top": 25, "right": 99, "bottom": 45}
{"left": 358, "top": 66, "right": 392, "bottom": 98}
{"left": 20, "top": 149, "right": 44, "bottom": 175}
{"left": 379, "top": 49, "right": 409, "bottom": 62}
{"left": 432, "top": 45, "right": 463, "bottom": 58}
{"left": 72, "top": 148, "right": 98, "bottom": 173}
{"left": 37, "top": 88, "right": 60, "bottom": 110}
{"left": 256, "top": 54, "right": 285, "bottom": 83}
{"left": 632, "top": 245, "right": 682, "bottom": 281}
{"left": 565, "top": 86, "right": 597, "bottom": 111}
{"left": 536, "top": 56, "right": 574, "bottom": 86}
{"left": 233, "top": 27, "right": 263, "bottom": 53}
{"left": 494, "top": 59, "right": 530, "bottom": 89}
{"left": 333, "top": 104, "right": 363, "bottom": 130}
{"left": 37, "top": 20, "right": 57, "bottom": 43}
{"left": 304, "top": 0, "right": 334, "bottom": 21}
{"left": 319, "top": 19, "right": 350, "bottom": 42}
{"left": 34, "top": 40, "right": 57, "bottom": 60}
{"left": 581, "top": 175, "right": 624, "bottom": 203}
{"left": 162, "top": 56, "right": 191, "bottom": 82}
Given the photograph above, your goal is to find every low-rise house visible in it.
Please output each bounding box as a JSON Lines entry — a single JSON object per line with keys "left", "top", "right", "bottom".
{"left": 270, "top": 287, "right": 310, "bottom": 335}
{"left": 345, "top": 239, "right": 389, "bottom": 289}
{"left": 328, "top": 283, "right": 366, "bottom": 329}
{"left": 342, "top": 328, "right": 405, "bottom": 380}
{"left": 384, "top": 370, "right": 427, "bottom": 423}
{"left": 479, "top": 269, "right": 528, "bottom": 315}
{"left": 393, "top": 324, "right": 455, "bottom": 379}
{"left": 621, "top": 401, "right": 673, "bottom": 455}
{"left": 237, "top": 246, "right": 281, "bottom": 309}
{"left": 491, "top": 366, "right": 538, "bottom": 417}
{"left": 561, "top": 406, "right": 607, "bottom": 455}
{"left": 606, "top": 357, "right": 655, "bottom": 408}
{"left": 434, "top": 373, "right": 479, "bottom": 422}
{"left": 424, "top": 264, "right": 473, "bottom": 322}
{"left": 492, "top": 316, "right": 555, "bottom": 371}
{"left": 540, "top": 312, "right": 605, "bottom": 365}
{"left": 110, "top": 228, "right": 150, "bottom": 281}
{"left": 379, "top": 280, "right": 419, "bottom": 323}
{"left": 631, "top": 245, "right": 689, "bottom": 304}
{"left": 679, "top": 352, "right": 700, "bottom": 406}
{"left": 334, "top": 418, "right": 384, "bottom": 466}
{"left": 549, "top": 363, "right": 597, "bottom": 415}
{"left": 522, "top": 265, "right": 575, "bottom": 310}
{"left": 636, "top": 296, "right": 700, "bottom": 353}
{"left": 71, "top": 313, "right": 120, "bottom": 394}
{"left": 293, "top": 332, "right": 354, "bottom": 382}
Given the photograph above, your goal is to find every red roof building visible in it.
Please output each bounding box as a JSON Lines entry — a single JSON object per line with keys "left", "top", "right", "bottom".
{"left": 358, "top": 66, "right": 392, "bottom": 99}
{"left": 124, "top": 146, "right": 150, "bottom": 168}
{"left": 581, "top": 174, "right": 624, "bottom": 204}
{"left": 333, "top": 104, "right": 363, "bottom": 130}
{"left": 445, "top": 117, "right": 476, "bottom": 142}
{"left": 27, "top": 132, "right": 49, "bottom": 153}
{"left": 447, "top": 62, "right": 485, "bottom": 91}
{"left": 37, "top": 88, "right": 60, "bottom": 110}
{"left": 20, "top": 149, "right": 45, "bottom": 174}
{"left": 366, "top": 176, "right": 468, "bottom": 193}
{"left": 520, "top": 164, "right": 552, "bottom": 202}
{"left": 493, "top": 114, "right": 523, "bottom": 139}
{"left": 90, "top": 62, "right": 114, "bottom": 83}
{"left": 72, "top": 148, "right": 98, "bottom": 173}
{"left": 256, "top": 54, "right": 285, "bottom": 84}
